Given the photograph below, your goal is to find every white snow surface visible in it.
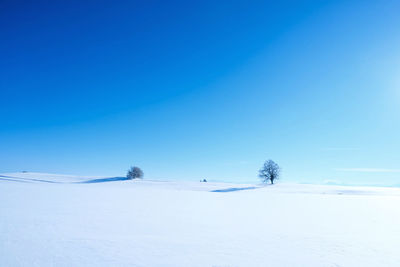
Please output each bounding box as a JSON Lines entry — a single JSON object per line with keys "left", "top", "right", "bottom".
{"left": 1, "top": 172, "right": 400, "bottom": 267}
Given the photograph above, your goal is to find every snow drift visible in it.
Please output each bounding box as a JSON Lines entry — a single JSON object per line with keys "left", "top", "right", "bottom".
{"left": 1, "top": 172, "right": 399, "bottom": 266}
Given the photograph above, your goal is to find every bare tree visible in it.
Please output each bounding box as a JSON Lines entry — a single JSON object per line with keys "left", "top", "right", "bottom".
{"left": 127, "top": 166, "right": 144, "bottom": 179}
{"left": 259, "top": 160, "right": 280, "bottom": 184}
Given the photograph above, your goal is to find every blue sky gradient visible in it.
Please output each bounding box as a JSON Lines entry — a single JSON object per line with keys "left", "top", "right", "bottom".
{"left": 1, "top": 0, "right": 400, "bottom": 185}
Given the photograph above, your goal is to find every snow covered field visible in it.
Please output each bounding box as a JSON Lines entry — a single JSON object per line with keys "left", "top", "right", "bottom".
{"left": 1, "top": 173, "right": 400, "bottom": 267}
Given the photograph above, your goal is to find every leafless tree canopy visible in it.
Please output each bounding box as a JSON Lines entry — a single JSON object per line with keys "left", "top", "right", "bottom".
{"left": 127, "top": 166, "right": 144, "bottom": 179}
{"left": 259, "top": 160, "right": 280, "bottom": 184}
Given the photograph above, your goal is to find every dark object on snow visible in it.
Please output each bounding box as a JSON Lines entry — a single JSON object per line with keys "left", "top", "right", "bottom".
{"left": 203, "top": 179, "right": 207, "bottom": 182}
{"left": 259, "top": 159, "right": 280, "bottom": 184}
{"left": 127, "top": 166, "right": 144, "bottom": 179}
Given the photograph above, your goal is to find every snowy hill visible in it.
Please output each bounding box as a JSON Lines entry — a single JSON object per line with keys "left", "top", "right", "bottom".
{"left": 1, "top": 172, "right": 400, "bottom": 266}
{"left": 0, "top": 172, "right": 122, "bottom": 183}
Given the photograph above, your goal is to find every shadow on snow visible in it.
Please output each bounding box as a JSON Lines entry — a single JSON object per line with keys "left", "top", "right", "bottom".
{"left": 81, "top": 177, "right": 130, "bottom": 183}
{"left": 211, "top": 186, "right": 259, "bottom": 193}
{"left": 0, "top": 175, "right": 129, "bottom": 184}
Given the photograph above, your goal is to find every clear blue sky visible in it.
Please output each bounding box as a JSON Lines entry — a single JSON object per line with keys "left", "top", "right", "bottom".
{"left": 1, "top": 0, "right": 400, "bottom": 185}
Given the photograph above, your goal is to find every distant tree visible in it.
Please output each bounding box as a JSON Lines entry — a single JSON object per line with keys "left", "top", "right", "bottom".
{"left": 259, "top": 160, "right": 280, "bottom": 184}
{"left": 127, "top": 166, "right": 144, "bottom": 180}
